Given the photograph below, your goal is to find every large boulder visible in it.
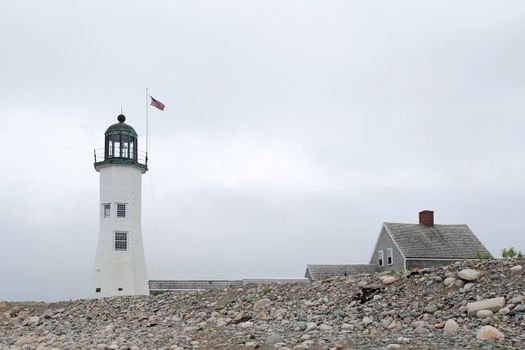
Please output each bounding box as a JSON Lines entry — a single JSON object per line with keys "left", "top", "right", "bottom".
{"left": 476, "top": 325, "right": 505, "bottom": 341}
{"left": 467, "top": 297, "right": 505, "bottom": 316}
{"left": 380, "top": 276, "right": 398, "bottom": 285}
{"left": 457, "top": 269, "right": 482, "bottom": 281}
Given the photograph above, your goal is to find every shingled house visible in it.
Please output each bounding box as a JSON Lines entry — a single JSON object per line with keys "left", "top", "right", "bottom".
{"left": 305, "top": 210, "right": 492, "bottom": 280}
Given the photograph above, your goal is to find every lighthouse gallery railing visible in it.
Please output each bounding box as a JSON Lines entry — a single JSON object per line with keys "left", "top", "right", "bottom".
{"left": 93, "top": 148, "right": 148, "bottom": 167}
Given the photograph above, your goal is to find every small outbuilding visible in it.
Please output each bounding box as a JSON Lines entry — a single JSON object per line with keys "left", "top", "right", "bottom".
{"left": 305, "top": 210, "right": 492, "bottom": 280}
{"left": 370, "top": 210, "right": 492, "bottom": 273}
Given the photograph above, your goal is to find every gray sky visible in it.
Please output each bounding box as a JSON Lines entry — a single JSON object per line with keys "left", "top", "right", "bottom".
{"left": 1, "top": 1, "right": 525, "bottom": 301}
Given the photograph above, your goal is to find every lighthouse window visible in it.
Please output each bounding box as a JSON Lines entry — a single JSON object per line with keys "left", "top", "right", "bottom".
{"left": 103, "top": 203, "right": 110, "bottom": 218}
{"left": 114, "top": 141, "right": 121, "bottom": 157}
{"left": 114, "top": 232, "right": 128, "bottom": 251}
{"left": 122, "top": 142, "right": 129, "bottom": 158}
{"left": 116, "top": 203, "right": 127, "bottom": 218}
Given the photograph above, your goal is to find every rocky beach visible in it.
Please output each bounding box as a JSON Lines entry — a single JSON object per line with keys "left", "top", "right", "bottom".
{"left": 1, "top": 258, "right": 524, "bottom": 349}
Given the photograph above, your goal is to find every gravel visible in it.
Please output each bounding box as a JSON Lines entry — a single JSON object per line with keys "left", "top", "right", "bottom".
{"left": 1, "top": 258, "right": 525, "bottom": 349}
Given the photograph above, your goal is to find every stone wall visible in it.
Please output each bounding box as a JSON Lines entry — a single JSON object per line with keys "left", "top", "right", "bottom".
{"left": 149, "top": 278, "right": 308, "bottom": 291}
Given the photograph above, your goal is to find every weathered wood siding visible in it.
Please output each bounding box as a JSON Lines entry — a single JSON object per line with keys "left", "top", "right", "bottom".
{"left": 406, "top": 259, "right": 461, "bottom": 270}
{"left": 370, "top": 226, "right": 405, "bottom": 272}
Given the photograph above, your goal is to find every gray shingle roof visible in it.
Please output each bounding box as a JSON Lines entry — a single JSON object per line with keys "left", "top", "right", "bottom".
{"left": 384, "top": 223, "right": 492, "bottom": 259}
{"left": 305, "top": 264, "right": 376, "bottom": 280}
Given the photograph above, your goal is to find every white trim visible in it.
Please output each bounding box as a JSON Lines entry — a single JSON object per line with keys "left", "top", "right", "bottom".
{"left": 387, "top": 247, "right": 393, "bottom": 265}
{"left": 383, "top": 224, "right": 407, "bottom": 260}
{"left": 378, "top": 250, "right": 384, "bottom": 267}
{"left": 369, "top": 223, "right": 407, "bottom": 265}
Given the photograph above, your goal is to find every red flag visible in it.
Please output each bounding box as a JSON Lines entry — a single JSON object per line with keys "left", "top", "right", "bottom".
{"left": 150, "top": 96, "right": 165, "bottom": 111}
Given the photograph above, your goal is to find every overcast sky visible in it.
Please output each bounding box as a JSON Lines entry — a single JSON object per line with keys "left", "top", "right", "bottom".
{"left": 1, "top": 1, "right": 525, "bottom": 302}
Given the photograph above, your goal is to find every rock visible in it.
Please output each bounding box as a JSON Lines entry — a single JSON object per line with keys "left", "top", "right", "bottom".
{"left": 265, "top": 334, "right": 284, "bottom": 346}
{"left": 443, "top": 319, "right": 459, "bottom": 336}
{"left": 514, "top": 304, "right": 525, "bottom": 312}
{"left": 444, "top": 277, "right": 456, "bottom": 287}
{"left": 476, "top": 325, "right": 505, "bottom": 341}
{"left": 463, "top": 283, "right": 475, "bottom": 292}
{"left": 0, "top": 301, "right": 6, "bottom": 310}
{"left": 510, "top": 265, "right": 523, "bottom": 272}
{"left": 253, "top": 298, "right": 271, "bottom": 311}
{"left": 509, "top": 294, "right": 524, "bottom": 304}
{"left": 414, "top": 327, "right": 430, "bottom": 336}
{"left": 458, "top": 269, "right": 482, "bottom": 281}
{"left": 239, "top": 321, "right": 253, "bottom": 329}
{"left": 412, "top": 320, "right": 427, "bottom": 329}
{"left": 245, "top": 341, "right": 258, "bottom": 348}
{"left": 233, "top": 312, "right": 245, "bottom": 322}
{"left": 362, "top": 316, "right": 373, "bottom": 325}
{"left": 423, "top": 303, "right": 438, "bottom": 313}
{"left": 498, "top": 307, "right": 510, "bottom": 315}
{"left": 15, "top": 335, "right": 37, "bottom": 345}
{"left": 476, "top": 310, "right": 494, "bottom": 319}
{"left": 380, "top": 276, "right": 398, "bottom": 285}
{"left": 386, "top": 345, "right": 401, "bottom": 349}
{"left": 294, "top": 321, "right": 307, "bottom": 331}
{"left": 467, "top": 297, "right": 505, "bottom": 316}
{"left": 319, "top": 324, "right": 333, "bottom": 331}
{"left": 305, "top": 322, "right": 317, "bottom": 332}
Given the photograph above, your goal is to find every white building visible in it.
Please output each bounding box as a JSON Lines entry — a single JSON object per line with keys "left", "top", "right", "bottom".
{"left": 90, "top": 114, "right": 149, "bottom": 298}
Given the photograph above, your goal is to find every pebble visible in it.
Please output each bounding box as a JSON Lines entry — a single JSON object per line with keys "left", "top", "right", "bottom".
{"left": 476, "top": 310, "right": 493, "bottom": 319}
{"left": 443, "top": 319, "right": 459, "bottom": 336}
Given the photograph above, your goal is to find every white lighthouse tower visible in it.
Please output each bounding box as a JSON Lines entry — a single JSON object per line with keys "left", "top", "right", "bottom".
{"left": 90, "top": 114, "right": 149, "bottom": 298}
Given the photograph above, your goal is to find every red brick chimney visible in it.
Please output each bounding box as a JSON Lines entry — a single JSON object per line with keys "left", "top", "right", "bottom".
{"left": 419, "top": 210, "right": 434, "bottom": 227}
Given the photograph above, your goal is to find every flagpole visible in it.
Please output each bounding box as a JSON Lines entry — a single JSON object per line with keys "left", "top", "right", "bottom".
{"left": 145, "top": 87, "right": 149, "bottom": 166}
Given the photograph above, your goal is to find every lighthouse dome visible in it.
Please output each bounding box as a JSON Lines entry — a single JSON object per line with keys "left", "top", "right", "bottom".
{"left": 105, "top": 114, "right": 138, "bottom": 137}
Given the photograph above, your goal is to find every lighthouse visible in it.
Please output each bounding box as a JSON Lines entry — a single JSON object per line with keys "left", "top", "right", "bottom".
{"left": 90, "top": 114, "right": 149, "bottom": 298}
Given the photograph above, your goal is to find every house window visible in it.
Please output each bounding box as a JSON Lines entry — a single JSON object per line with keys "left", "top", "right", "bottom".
{"left": 378, "top": 250, "right": 384, "bottom": 267}
{"left": 95, "top": 288, "right": 101, "bottom": 293}
{"left": 387, "top": 248, "right": 393, "bottom": 265}
{"left": 116, "top": 203, "right": 127, "bottom": 218}
{"left": 114, "top": 232, "right": 128, "bottom": 251}
{"left": 103, "top": 203, "right": 110, "bottom": 218}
